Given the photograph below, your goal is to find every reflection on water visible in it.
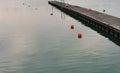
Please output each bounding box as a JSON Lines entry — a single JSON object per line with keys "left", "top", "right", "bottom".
{"left": 61, "top": 12, "right": 65, "bottom": 20}
{"left": 0, "top": 0, "right": 120, "bottom": 73}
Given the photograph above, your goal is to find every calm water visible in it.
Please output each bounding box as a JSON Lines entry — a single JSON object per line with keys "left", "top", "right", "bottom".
{"left": 0, "top": 0, "right": 120, "bottom": 73}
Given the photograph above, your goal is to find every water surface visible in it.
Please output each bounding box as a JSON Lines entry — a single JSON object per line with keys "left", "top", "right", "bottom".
{"left": 0, "top": 0, "right": 120, "bottom": 73}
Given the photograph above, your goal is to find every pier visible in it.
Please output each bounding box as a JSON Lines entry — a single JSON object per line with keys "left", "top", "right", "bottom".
{"left": 48, "top": 1, "right": 120, "bottom": 39}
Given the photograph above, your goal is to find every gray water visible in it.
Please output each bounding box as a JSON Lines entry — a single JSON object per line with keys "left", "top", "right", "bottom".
{"left": 0, "top": 0, "right": 120, "bottom": 73}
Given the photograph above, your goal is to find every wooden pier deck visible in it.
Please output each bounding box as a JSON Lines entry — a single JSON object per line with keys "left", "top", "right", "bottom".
{"left": 48, "top": 1, "right": 120, "bottom": 39}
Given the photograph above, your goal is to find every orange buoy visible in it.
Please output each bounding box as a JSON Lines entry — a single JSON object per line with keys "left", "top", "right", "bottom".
{"left": 78, "top": 33, "right": 82, "bottom": 38}
{"left": 70, "top": 25, "right": 74, "bottom": 29}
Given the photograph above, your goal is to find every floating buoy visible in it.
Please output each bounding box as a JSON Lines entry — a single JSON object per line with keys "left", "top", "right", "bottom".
{"left": 103, "top": 9, "right": 106, "bottom": 12}
{"left": 88, "top": 8, "right": 92, "bottom": 11}
{"left": 50, "top": 13, "right": 53, "bottom": 15}
{"left": 70, "top": 25, "right": 74, "bottom": 29}
{"left": 78, "top": 33, "right": 82, "bottom": 38}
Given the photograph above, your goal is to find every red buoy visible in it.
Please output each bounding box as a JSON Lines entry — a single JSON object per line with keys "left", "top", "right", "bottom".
{"left": 88, "top": 8, "right": 92, "bottom": 11}
{"left": 70, "top": 25, "right": 74, "bottom": 29}
{"left": 78, "top": 33, "right": 82, "bottom": 38}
